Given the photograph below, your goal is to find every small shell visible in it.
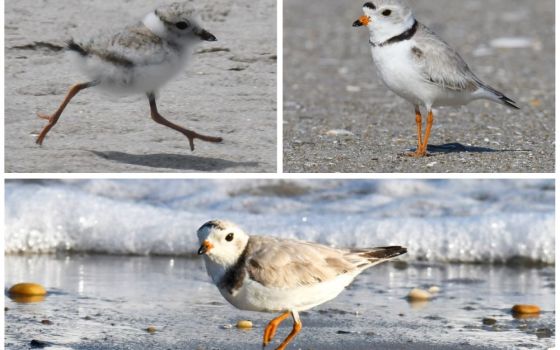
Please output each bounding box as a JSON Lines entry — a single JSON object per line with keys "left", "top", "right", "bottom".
{"left": 428, "top": 286, "right": 440, "bottom": 294}
{"left": 407, "top": 288, "right": 431, "bottom": 301}
{"left": 512, "top": 304, "right": 540, "bottom": 315}
{"left": 236, "top": 320, "right": 253, "bottom": 329}
{"left": 9, "top": 283, "right": 47, "bottom": 296}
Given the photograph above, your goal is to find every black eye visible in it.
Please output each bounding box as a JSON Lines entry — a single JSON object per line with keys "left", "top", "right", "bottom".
{"left": 176, "top": 21, "right": 189, "bottom": 30}
{"left": 225, "top": 233, "right": 234, "bottom": 242}
{"left": 382, "top": 9, "right": 392, "bottom": 16}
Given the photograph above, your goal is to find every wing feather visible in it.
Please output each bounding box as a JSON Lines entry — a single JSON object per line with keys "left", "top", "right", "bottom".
{"left": 412, "top": 24, "right": 480, "bottom": 92}
{"left": 245, "top": 236, "right": 357, "bottom": 289}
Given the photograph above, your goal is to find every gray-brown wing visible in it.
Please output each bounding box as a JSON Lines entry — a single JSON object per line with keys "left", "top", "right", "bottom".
{"left": 411, "top": 24, "right": 480, "bottom": 92}
{"left": 244, "top": 236, "right": 358, "bottom": 289}
{"left": 77, "top": 24, "right": 171, "bottom": 67}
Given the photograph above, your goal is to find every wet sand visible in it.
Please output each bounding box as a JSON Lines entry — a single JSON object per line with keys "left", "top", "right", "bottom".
{"left": 5, "top": 0, "right": 277, "bottom": 173}
{"left": 5, "top": 255, "right": 555, "bottom": 349}
{"left": 283, "top": 0, "right": 555, "bottom": 173}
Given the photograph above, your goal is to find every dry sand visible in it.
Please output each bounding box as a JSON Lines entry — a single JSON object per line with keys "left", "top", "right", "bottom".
{"left": 5, "top": 0, "right": 277, "bottom": 173}
{"left": 283, "top": 0, "right": 554, "bottom": 173}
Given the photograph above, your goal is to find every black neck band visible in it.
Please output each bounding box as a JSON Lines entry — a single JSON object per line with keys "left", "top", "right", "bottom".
{"left": 369, "top": 20, "right": 418, "bottom": 48}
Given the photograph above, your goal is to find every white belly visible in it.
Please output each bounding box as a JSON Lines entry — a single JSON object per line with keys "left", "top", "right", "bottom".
{"left": 70, "top": 49, "right": 189, "bottom": 94}
{"left": 370, "top": 43, "right": 474, "bottom": 109}
{"left": 220, "top": 273, "right": 357, "bottom": 313}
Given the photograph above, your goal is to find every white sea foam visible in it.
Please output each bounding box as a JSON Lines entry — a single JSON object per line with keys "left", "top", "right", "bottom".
{"left": 4, "top": 180, "right": 554, "bottom": 263}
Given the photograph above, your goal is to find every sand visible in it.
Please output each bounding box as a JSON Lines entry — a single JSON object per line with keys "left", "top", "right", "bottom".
{"left": 5, "top": 0, "right": 277, "bottom": 173}
{"left": 4, "top": 255, "right": 555, "bottom": 349}
{"left": 283, "top": 0, "right": 555, "bottom": 173}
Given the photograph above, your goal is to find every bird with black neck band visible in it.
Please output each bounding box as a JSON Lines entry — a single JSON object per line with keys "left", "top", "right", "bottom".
{"left": 353, "top": 0, "right": 519, "bottom": 157}
{"left": 197, "top": 219, "right": 407, "bottom": 350}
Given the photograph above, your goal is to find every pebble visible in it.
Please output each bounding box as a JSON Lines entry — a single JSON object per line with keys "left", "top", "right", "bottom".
{"left": 220, "top": 324, "right": 233, "bottom": 329}
{"left": 490, "top": 37, "right": 533, "bottom": 49}
{"left": 30, "top": 340, "right": 51, "bottom": 348}
{"left": 482, "top": 318, "right": 496, "bottom": 325}
{"left": 407, "top": 288, "right": 432, "bottom": 301}
{"left": 428, "top": 286, "right": 440, "bottom": 294}
{"left": 326, "top": 129, "right": 355, "bottom": 137}
{"left": 236, "top": 320, "right": 253, "bottom": 329}
{"left": 535, "top": 328, "right": 553, "bottom": 338}
{"left": 146, "top": 326, "right": 157, "bottom": 334}
{"left": 530, "top": 98, "right": 542, "bottom": 107}
{"left": 9, "top": 283, "right": 47, "bottom": 296}
{"left": 40, "top": 320, "right": 53, "bottom": 325}
{"left": 511, "top": 304, "right": 540, "bottom": 315}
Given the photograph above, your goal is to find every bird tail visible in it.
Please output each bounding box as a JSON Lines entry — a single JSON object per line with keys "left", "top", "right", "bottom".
{"left": 480, "top": 83, "right": 520, "bottom": 110}
{"left": 353, "top": 246, "right": 407, "bottom": 268}
{"left": 66, "top": 39, "right": 88, "bottom": 57}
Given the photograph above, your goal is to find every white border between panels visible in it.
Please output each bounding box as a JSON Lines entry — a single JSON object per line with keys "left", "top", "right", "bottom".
{"left": 277, "top": 0, "right": 284, "bottom": 174}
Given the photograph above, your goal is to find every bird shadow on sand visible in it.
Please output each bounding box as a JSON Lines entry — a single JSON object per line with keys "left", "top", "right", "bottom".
{"left": 418, "top": 143, "right": 532, "bottom": 154}
{"left": 90, "top": 151, "right": 259, "bottom": 171}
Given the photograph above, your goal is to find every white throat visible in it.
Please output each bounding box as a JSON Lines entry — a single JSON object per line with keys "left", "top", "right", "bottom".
{"left": 204, "top": 256, "right": 227, "bottom": 284}
{"left": 143, "top": 11, "right": 167, "bottom": 38}
{"left": 370, "top": 16, "right": 416, "bottom": 44}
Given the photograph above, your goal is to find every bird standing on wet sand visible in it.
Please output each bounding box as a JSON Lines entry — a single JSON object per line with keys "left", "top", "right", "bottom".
{"left": 36, "top": 2, "right": 223, "bottom": 151}
{"left": 196, "top": 220, "right": 407, "bottom": 350}
{"left": 353, "top": 0, "right": 520, "bottom": 157}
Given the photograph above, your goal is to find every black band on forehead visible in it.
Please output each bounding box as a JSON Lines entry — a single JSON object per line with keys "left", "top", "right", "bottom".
{"left": 199, "top": 220, "right": 226, "bottom": 231}
{"left": 364, "top": 2, "right": 376, "bottom": 10}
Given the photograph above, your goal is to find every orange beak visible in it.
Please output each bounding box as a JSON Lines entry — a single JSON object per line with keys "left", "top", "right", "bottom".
{"left": 353, "top": 15, "right": 371, "bottom": 27}
{"left": 197, "top": 240, "right": 214, "bottom": 255}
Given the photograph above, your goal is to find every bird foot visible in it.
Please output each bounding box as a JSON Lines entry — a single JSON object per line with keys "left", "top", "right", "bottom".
{"left": 184, "top": 131, "right": 223, "bottom": 151}
{"left": 35, "top": 112, "right": 58, "bottom": 145}
{"left": 405, "top": 150, "right": 429, "bottom": 158}
{"left": 36, "top": 112, "right": 54, "bottom": 122}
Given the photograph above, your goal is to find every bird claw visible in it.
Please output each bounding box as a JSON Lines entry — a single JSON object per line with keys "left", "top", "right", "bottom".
{"left": 36, "top": 112, "right": 53, "bottom": 121}
{"left": 184, "top": 132, "right": 223, "bottom": 152}
{"left": 405, "top": 150, "right": 428, "bottom": 158}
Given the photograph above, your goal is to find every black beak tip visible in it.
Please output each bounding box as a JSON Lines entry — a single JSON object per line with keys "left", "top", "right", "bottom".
{"left": 201, "top": 31, "right": 217, "bottom": 42}
{"left": 353, "top": 20, "right": 363, "bottom": 27}
{"left": 197, "top": 247, "right": 205, "bottom": 255}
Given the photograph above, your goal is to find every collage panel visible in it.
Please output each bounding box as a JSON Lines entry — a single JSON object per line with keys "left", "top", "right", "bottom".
{"left": 5, "top": 179, "right": 555, "bottom": 349}
{"left": 283, "top": 0, "right": 554, "bottom": 173}
{"left": 5, "top": 0, "right": 277, "bottom": 173}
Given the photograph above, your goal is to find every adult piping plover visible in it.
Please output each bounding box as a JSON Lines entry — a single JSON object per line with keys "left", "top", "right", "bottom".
{"left": 353, "top": 0, "right": 520, "bottom": 157}
{"left": 36, "top": 2, "right": 222, "bottom": 151}
{"left": 197, "top": 220, "right": 407, "bottom": 350}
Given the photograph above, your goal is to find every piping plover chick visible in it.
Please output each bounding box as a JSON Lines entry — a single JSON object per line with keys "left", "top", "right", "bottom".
{"left": 353, "top": 0, "right": 520, "bottom": 157}
{"left": 197, "top": 220, "right": 407, "bottom": 350}
{"left": 36, "top": 2, "right": 222, "bottom": 151}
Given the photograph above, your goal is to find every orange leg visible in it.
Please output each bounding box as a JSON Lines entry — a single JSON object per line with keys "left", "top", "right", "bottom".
{"left": 419, "top": 110, "right": 434, "bottom": 155}
{"left": 147, "top": 92, "right": 222, "bottom": 151}
{"left": 406, "top": 107, "right": 424, "bottom": 157}
{"left": 275, "top": 311, "right": 302, "bottom": 350}
{"left": 36, "top": 81, "right": 97, "bottom": 145}
{"left": 262, "top": 312, "right": 290, "bottom": 347}
{"left": 415, "top": 107, "right": 423, "bottom": 151}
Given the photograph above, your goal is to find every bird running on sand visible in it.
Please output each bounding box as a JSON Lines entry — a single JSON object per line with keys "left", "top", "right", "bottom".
{"left": 353, "top": 0, "right": 520, "bottom": 157}
{"left": 36, "top": 2, "right": 222, "bottom": 150}
{"left": 196, "top": 220, "right": 407, "bottom": 350}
